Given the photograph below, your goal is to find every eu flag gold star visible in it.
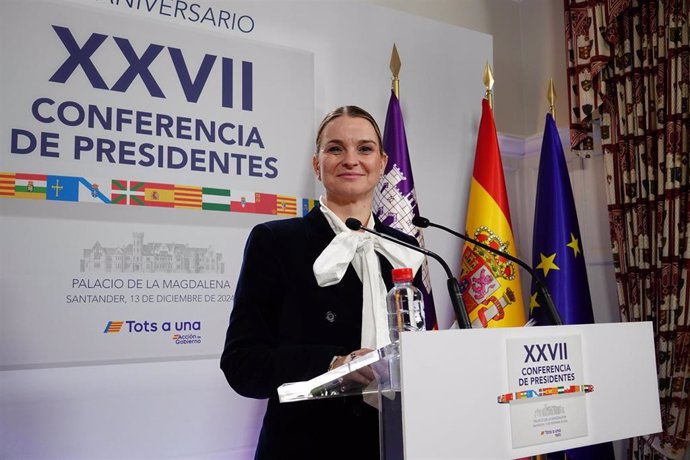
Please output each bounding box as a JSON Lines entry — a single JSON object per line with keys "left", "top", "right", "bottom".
{"left": 567, "top": 233, "right": 581, "bottom": 257}
{"left": 537, "top": 253, "right": 560, "bottom": 277}
{"left": 529, "top": 291, "right": 540, "bottom": 313}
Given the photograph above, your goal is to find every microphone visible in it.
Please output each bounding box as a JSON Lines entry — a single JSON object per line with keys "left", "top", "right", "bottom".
{"left": 412, "top": 215, "right": 563, "bottom": 326}
{"left": 345, "top": 217, "right": 472, "bottom": 329}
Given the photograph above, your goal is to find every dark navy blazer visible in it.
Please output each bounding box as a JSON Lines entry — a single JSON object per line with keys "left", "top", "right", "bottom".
{"left": 220, "top": 207, "right": 420, "bottom": 460}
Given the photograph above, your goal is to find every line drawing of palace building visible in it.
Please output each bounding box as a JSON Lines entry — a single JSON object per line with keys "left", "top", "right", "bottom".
{"left": 80, "top": 232, "right": 224, "bottom": 273}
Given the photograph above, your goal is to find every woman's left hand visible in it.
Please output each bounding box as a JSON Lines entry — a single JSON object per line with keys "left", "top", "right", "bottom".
{"left": 331, "top": 347, "right": 375, "bottom": 385}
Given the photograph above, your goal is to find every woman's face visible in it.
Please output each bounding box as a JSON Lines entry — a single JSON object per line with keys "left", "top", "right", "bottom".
{"left": 313, "top": 116, "right": 387, "bottom": 204}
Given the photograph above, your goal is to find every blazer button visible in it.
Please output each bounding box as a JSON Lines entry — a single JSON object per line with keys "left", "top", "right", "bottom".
{"left": 325, "top": 311, "right": 336, "bottom": 323}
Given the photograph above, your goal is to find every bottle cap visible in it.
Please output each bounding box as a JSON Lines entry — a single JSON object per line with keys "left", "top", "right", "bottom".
{"left": 392, "top": 267, "right": 413, "bottom": 283}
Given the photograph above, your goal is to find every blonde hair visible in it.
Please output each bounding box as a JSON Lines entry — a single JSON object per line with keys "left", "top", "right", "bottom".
{"left": 315, "top": 106, "right": 383, "bottom": 153}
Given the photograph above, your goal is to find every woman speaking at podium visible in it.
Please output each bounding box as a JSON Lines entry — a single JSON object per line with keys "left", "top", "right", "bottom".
{"left": 220, "top": 106, "right": 423, "bottom": 459}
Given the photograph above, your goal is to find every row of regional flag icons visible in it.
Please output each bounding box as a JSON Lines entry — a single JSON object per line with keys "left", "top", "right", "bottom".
{"left": 0, "top": 172, "right": 318, "bottom": 217}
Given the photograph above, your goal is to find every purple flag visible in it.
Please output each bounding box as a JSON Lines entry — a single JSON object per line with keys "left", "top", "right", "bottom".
{"left": 374, "top": 90, "right": 437, "bottom": 329}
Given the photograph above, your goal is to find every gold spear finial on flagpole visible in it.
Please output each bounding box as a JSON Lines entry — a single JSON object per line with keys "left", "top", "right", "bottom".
{"left": 390, "top": 44, "right": 401, "bottom": 99}
{"left": 483, "top": 61, "right": 494, "bottom": 109}
{"left": 547, "top": 78, "right": 556, "bottom": 122}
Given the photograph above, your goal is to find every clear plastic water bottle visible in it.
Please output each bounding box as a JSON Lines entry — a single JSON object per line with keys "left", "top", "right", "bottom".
{"left": 386, "top": 267, "right": 425, "bottom": 343}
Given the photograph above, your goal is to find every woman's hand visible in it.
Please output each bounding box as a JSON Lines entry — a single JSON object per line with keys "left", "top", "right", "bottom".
{"left": 330, "top": 348, "right": 375, "bottom": 385}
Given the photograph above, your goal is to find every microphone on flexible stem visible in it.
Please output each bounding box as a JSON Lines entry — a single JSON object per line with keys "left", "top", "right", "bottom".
{"left": 412, "top": 215, "right": 563, "bottom": 326}
{"left": 345, "top": 218, "right": 472, "bottom": 330}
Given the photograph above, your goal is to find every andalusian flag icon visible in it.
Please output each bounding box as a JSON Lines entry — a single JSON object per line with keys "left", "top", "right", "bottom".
{"left": 459, "top": 98, "right": 526, "bottom": 328}
{"left": 202, "top": 187, "right": 231, "bottom": 212}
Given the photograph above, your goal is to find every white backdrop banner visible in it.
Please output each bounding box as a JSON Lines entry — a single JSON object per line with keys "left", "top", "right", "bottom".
{"left": 0, "top": 0, "right": 314, "bottom": 368}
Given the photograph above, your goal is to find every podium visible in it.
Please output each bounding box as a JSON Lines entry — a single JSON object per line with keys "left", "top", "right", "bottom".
{"left": 279, "top": 322, "right": 661, "bottom": 459}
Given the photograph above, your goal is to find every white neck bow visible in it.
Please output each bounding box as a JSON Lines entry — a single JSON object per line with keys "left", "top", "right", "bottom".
{"left": 313, "top": 198, "right": 424, "bottom": 349}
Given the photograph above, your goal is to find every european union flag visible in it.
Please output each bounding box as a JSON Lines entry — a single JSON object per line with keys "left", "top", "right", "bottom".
{"left": 530, "top": 113, "right": 595, "bottom": 325}
{"left": 46, "top": 175, "right": 79, "bottom": 202}
{"left": 530, "top": 114, "right": 615, "bottom": 459}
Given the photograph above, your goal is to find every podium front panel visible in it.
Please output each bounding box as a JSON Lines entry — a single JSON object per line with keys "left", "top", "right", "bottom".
{"left": 399, "top": 323, "right": 660, "bottom": 459}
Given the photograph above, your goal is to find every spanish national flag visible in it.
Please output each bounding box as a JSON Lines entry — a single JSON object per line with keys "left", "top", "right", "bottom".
{"left": 144, "top": 183, "right": 175, "bottom": 207}
{"left": 459, "top": 99, "right": 526, "bottom": 328}
{"left": 128, "top": 181, "right": 174, "bottom": 207}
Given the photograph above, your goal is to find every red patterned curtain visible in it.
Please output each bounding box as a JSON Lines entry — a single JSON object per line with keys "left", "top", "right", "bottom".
{"left": 565, "top": 0, "right": 690, "bottom": 458}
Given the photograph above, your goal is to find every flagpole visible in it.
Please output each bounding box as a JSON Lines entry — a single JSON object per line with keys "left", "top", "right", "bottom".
{"left": 529, "top": 78, "right": 555, "bottom": 460}
{"left": 547, "top": 78, "right": 556, "bottom": 122}
{"left": 376, "top": 43, "right": 439, "bottom": 330}
{"left": 483, "top": 61, "right": 494, "bottom": 109}
{"left": 390, "top": 44, "right": 401, "bottom": 99}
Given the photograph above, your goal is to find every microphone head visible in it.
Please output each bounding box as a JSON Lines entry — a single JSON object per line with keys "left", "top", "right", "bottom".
{"left": 412, "top": 215, "right": 430, "bottom": 228}
{"left": 345, "top": 218, "right": 362, "bottom": 231}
